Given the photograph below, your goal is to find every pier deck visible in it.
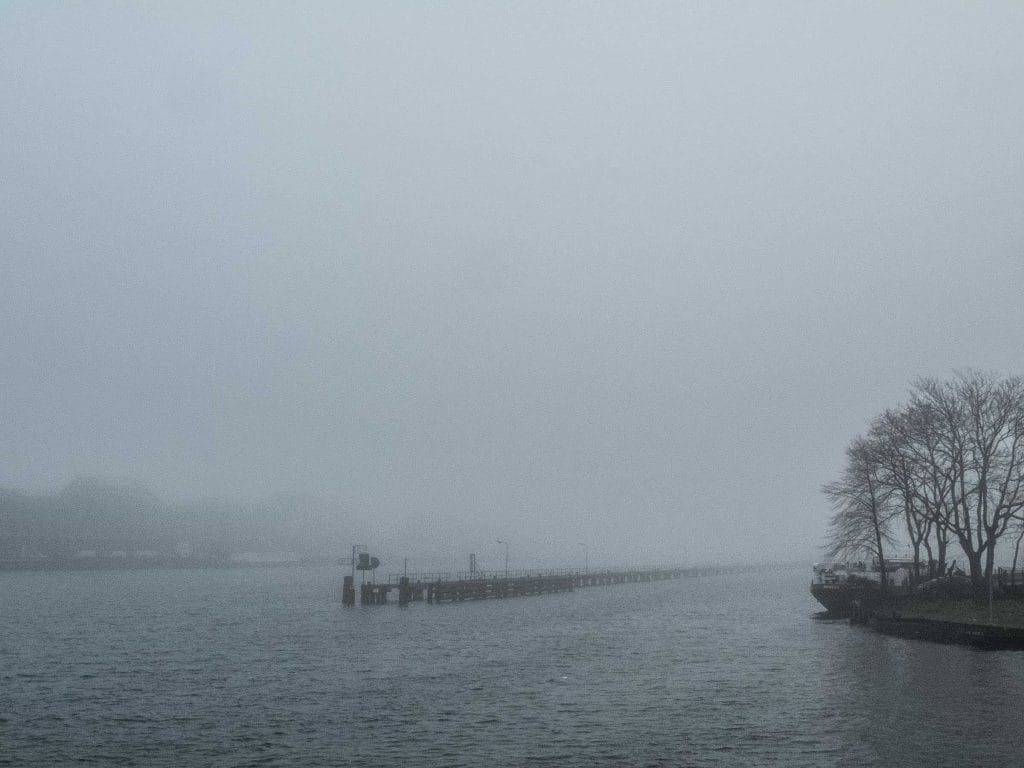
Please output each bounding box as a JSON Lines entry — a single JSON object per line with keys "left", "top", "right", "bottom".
{"left": 344, "top": 565, "right": 733, "bottom": 606}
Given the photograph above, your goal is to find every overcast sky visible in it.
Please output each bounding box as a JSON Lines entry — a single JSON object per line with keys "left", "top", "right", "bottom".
{"left": 3, "top": 2, "right": 1024, "bottom": 568}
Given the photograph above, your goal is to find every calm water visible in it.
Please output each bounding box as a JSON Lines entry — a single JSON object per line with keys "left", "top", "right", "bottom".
{"left": 2, "top": 564, "right": 1023, "bottom": 767}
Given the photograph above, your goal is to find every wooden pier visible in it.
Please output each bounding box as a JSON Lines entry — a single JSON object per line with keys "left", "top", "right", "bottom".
{"left": 344, "top": 566, "right": 732, "bottom": 606}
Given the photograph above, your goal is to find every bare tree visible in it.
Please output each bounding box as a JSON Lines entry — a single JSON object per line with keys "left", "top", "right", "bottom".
{"left": 899, "top": 400, "right": 954, "bottom": 578}
{"left": 909, "top": 372, "right": 1024, "bottom": 589}
{"left": 823, "top": 436, "right": 897, "bottom": 590}
{"left": 824, "top": 371, "right": 1024, "bottom": 592}
{"left": 869, "top": 409, "right": 932, "bottom": 584}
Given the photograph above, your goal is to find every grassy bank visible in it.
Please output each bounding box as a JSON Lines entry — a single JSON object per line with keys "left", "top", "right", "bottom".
{"left": 888, "top": 597, "right": 1024, "bottom": 629}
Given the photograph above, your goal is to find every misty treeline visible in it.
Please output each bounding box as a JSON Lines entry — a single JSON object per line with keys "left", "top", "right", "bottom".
{"left": 824, "top": 370, "right": 1024, "bottom": 590}
{"left": 0, "top": 477, "right": 350, "bottom": 563}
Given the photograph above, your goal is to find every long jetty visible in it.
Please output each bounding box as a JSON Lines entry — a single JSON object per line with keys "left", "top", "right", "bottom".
{"left": 343, "top": 565, "right": 733, "bottom": 606}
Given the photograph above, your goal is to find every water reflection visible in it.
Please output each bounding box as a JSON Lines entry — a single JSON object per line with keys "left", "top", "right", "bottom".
{"left": 825, "top": 623, "right": 1024, "bottom": 766}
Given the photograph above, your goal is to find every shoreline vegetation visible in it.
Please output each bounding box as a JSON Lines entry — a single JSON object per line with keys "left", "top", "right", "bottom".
{"left": 819, "top": 370, "right": 1024, "bottom": 647}
{"left": 823, "top": 371, "right": 1024, "bottom": 595}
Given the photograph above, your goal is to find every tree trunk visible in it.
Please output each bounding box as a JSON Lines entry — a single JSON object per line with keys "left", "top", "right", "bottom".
{"left": 936, "top": 533, "right": 947, "bottom": 579}
{"left": 872, "top": 493, "right": 887, "bottom": 592}
{"left": 922, "top": 537, "right": 935, "bottom": 580}
{"left": 966, "top": 549, "right": 984, "bottom": 592}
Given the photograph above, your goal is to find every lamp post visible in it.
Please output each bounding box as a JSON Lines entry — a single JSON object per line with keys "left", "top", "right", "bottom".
{"left": 578, "top": 542, "right": 588, "bottom": 572}
{"left": 497, "top": 539, "right": 509, "bottom": 578}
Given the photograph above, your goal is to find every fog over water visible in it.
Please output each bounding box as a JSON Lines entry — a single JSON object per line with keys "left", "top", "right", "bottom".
{"left": 3, "top": 3, "right": 1024, "bottom": 568}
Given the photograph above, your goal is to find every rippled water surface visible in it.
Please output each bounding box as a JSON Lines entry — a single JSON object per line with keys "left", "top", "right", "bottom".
{"left": 2, "top": 565, "right": 1024, "bottom": 766}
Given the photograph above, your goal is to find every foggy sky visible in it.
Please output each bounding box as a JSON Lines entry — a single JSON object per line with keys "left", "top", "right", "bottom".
{"left": 3, "top": 3, "right": 1024, "bottom": 569}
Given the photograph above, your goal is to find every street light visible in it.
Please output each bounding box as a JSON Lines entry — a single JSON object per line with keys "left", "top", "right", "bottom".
{"left": 578, "top": 542, "right": 588, "bottom": 573}
{"left": 497, "top": 539, "right": 509, "bottom": 578}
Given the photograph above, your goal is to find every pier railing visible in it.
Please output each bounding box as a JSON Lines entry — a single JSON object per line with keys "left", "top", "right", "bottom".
{"left": 393, "top": 569, "right": 588, "bottom": 585}
{"left": 383, "top": 565, "right": 734, "bottom": 587}
{"left": 388, "top": 568, "right": 594, "bottom": 584}
{"left": 386, "top": 572, "right": 452, "bottom": 584}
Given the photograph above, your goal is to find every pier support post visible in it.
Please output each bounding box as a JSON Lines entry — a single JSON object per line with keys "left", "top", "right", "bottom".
{"left": 342, "top": 575, "right": 355, "bottom": 607}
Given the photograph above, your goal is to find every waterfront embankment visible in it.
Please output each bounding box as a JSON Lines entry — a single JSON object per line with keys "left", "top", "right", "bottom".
{"left": 854, "top": 595, "right": 1024, "bottom": 650}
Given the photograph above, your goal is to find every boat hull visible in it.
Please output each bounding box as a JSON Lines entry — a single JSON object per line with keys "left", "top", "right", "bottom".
{"left": 810, "top": 583, "right": 882, "bottom": 616}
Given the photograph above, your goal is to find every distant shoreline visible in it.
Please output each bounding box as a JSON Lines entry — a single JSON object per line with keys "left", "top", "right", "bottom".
{"left": 0, "top": 557, "right": 337, "bottom": 574}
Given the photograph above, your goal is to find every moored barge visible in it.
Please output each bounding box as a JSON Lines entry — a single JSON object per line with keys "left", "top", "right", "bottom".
{"left": 811, "top": 560, "right": 914, "bottom": 616}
